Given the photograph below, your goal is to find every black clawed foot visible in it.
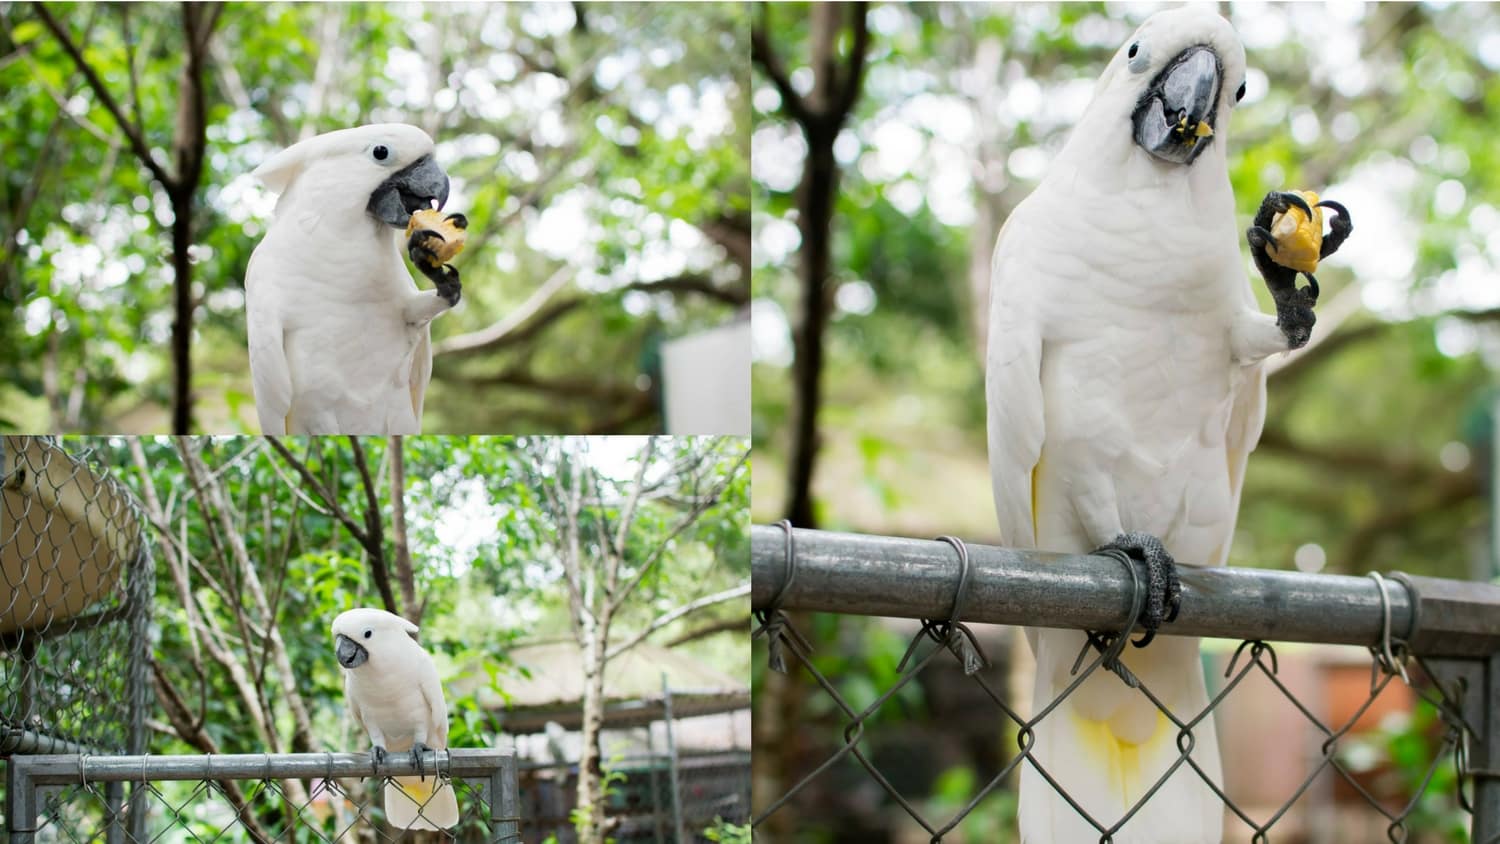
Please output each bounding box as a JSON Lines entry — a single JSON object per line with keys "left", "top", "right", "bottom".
{"left": 444, "top": 212, "right": 468, "bottom": 230}
{"left": 407, "top": 229, "right": 445, "bottom": 271}
{"left": 370, "top": 744, "right": 388, "bottom": 775}
{"left": 435, "top": 265, "right": 462, "bottom": 307}
{"left": 1316, "top": 200, "right": 1352, "bottom": 259}
{"left": 1097, "top": 531, "right": 1181, "bottom": 648}
{"left": 411, "top": 742, "right": 432, "bottom": 781}
{"left": 1275, "top": 284, "right": 1317, "bottom": 350}
{"left": 1248, "top": 194, "right": 1318, "bottom": 350}
{"left": 1252, "top": 190, "right": 1312, "bottom": 231}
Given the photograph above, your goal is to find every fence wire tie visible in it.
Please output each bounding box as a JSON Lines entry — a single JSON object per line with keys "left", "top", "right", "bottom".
{"left": 898, "top": 536, "right": 987, "bottom": 676}
{"left": 1071, "top": 547, "right": 1144, "bottom": 688}
{"left": 1366, "top": 572, "right": 1410, "bottom": 684}
{"left": 752, "top": 519, "right": 811, "bottom": 673}
{"left": 78, "top": 753, "right": 90, "bottom": 788}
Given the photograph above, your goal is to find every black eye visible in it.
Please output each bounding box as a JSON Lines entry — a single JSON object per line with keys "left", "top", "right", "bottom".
{"left": 363, "top": 629, "right": 373, "bottom": 639}
{"left": 1236, "top": 82, "right": 1246, "bottom": 103}
{"left": 372, "top": 145, "right": 389, "bottom": 162}
{"left": 1127, "top": 43, "right": 1138, "bottom": 59}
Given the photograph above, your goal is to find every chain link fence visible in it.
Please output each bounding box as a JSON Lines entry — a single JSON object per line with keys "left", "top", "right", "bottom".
{"left": 5, "top": 749, "right": 520, "bottom": 842}
{"left": 520, "top": 749, "right": 750, "bottom": 843}
{"left": 1, "top": 435, "right": 152, "bottom": 757}
{"left": 751, "top": 524, "right": 1500, "bottom": 843}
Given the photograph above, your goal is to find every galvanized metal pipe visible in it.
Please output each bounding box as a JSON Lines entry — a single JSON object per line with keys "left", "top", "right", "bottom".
{"left": 750, "top": 525, "right": 1451, "bottom": 649}
{"left": 9, "top": 748, "right": 513, "bottom": 784}
{"left": 0, "top": 728, "right": 95, "bottom": 756}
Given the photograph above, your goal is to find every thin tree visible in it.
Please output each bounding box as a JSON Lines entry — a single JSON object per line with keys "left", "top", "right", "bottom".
{"left": 34, "top": 2, "right": 219, "bottom": 433}
{"left": 527, "top": 437, "right": 749, "bottom": 843}
{"left": 752, "top": 2, "right": 869, "bottom": 527}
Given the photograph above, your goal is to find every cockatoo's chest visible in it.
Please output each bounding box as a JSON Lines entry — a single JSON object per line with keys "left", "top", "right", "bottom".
{"left": 282, "top": 296, "right": 426, "bottom": 393}
{"left": 347, "top": 668, "right": 430, "bottom": 745}
{"left": 1039, "top": 200, "right": 1244, "bottom": 467}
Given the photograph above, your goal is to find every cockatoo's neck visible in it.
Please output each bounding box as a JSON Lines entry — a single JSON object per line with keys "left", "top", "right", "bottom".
{"left": 1047, "top": 113, "right": 1235, "bottom": 223}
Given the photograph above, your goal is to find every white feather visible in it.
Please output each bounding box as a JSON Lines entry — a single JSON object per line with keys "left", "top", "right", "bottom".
{"left": 333, "top": 608, "right": 460, "bottom": 830}
{"left": 987, "top": 9, "right": 1283, "bottom": 843}
{"left": 245, "top": 124, "right": 452, "bottom": 434}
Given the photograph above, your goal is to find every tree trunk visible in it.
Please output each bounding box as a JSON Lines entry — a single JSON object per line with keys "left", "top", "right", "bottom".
{"left": 169, "top": 3, "right": 212, "bottom": 433}
{"left": 389, "top": 435, "right": 420, "bottom": 623}
{"left": 785, "top": 131, "right": 837, "bottom": 528}
{"left": 775, "top": 2, "right": 868, "bottom": 528}
{"left": 575, "top": 612, "right": 612, "bottom": 843}
{"left": 169, "top": 197, "right": 195, "bottom": 433}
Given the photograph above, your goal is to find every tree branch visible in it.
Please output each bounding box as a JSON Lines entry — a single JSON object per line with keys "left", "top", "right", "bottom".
{"left": 608, "top": 448, "right": 750, "bottom": 614}
{"left": 389, "top": 436, "right": 420, "bottom": 623}
{"left": 605, "top": 582, "right": 750, "bottom": 661}
{"left": 31, "top": 2, "right": 174, "bottom": 189}
{"left": 264, "top": 437, "right": 371, "bottom": 548}
{"left": 433, "top": 265, "right": 574, "bottom": 355}
{"left": 348, "top": 436, "right": 398, "bottom": 615}
{"left": 1255, "top": 425, "right": 1441, "bottom": 485}
{"left": 830, "top": 3, "right": 870, "bottom": 123}
{"left": 625, "top": 274, "right": 747, "bottom": 307}
{"left": 664, "top": 616, "right": 748, "bottom": 648}
{"left": 750, "top": 6, "right": 813, "bottom": 127}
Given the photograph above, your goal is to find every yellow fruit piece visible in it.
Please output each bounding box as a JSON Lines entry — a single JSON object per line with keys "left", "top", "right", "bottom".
{"left": 1266, "top": 189, "right": 1323, "bottom": 274}
{"left": 405, "top": 209, "right": 467, "bottom": 268}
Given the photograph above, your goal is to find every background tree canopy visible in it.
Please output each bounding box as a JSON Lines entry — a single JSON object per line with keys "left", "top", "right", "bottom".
{"left": 0, "top": 2, "right": 750, "bottom": 434}
{"left": 751, "top": 1, "right": 1500, "bottom": 585}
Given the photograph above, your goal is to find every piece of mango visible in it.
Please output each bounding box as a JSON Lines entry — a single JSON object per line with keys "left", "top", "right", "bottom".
{"left": 405, "top": 209, "right": 467, "bottom": 268}
{"left": 1266, "top": 190, "right": 1323, "bottom": 275}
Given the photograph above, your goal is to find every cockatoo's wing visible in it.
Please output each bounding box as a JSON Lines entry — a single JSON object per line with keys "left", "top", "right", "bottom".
{"left": 420, "top": 663, "right": 449, "bottom": 749}
{"left": 985, "top": 213, "right": 1046, "bottom": 551}
{"left": 245, "top": 248, "right": 293, "bottom": 434}
{"left": 343, "top": 671, "right": 366, "bottom": 734}
{"left": 408, "top": 329, "right": 431, "bottom": 429}
{"left": 1219, "top": 280, "right": 1270, "bottom": 566}
{"left": 385, "top": 659, "right": 458, "bottom": 830}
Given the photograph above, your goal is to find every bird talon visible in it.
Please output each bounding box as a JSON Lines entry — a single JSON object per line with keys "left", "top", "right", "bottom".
{"left": 1315, "top": 200, "right": 1353, "bottom": 260}
{"left": 411, "top": 742, "right": 431, "bottom": 781}
{"left": 1277, "top": 190, "right": 1313, "bottom": 217}
{"left": 1096, "top": 531, "right": 1179, "bottom": 648}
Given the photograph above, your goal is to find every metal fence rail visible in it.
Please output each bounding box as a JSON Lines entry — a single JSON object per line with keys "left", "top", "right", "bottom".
{"left": 5, "top": 749, "right": 520, "bottom": 843}
{"left": 751, "top": 524, "right": 1500, "bottom": 843}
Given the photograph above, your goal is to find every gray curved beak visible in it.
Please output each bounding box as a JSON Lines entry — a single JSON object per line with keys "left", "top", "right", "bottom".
{"left": 335, "top": 634, "right": 368, "bottom": 669}
{"left": 1133, "top": 46, "right": 1220, "bottom": 166}
{"left": 367, "top": 154, "right": 450, "bottom": 227}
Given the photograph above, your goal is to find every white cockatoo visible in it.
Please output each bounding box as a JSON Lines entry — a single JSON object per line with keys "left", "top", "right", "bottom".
{"left": 986, "top": 8, "right": 1347, "bottom": 843}
{"left": 246, "top": 124, "right": 462, "bottom": 435}
{"left": 333, "top": 607, "right": 460, "bottom": 830}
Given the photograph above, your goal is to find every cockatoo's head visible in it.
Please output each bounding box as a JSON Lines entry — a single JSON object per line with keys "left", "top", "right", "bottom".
{"left": 252, "top": 124, "right": 450, "bottom": 228}
{"left": 332, "top": 607, "right": 421, "bottom": 671}
{"left": 1087, "top": 7, "right": 1248, "bottom": 167}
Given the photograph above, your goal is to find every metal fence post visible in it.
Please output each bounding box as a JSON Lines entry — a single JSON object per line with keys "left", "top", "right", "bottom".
{"left": 662, "top": 674, "right": 686, "bottom": 844}
{"left": 1474, "top": 651, "right": 1500, "bottom": 844}
{"left": 6, "top": 756, "right": 38, "bottom": 844}
{"left": 489, "top": 749, "right": 521, "bottom": 843}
